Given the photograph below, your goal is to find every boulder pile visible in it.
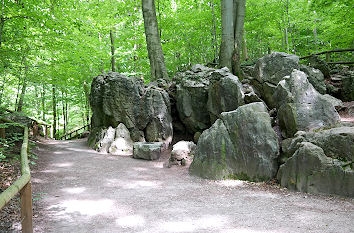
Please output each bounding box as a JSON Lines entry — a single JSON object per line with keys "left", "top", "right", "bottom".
{"left": 88, "top": 53, "right": 353, "bottom": 197}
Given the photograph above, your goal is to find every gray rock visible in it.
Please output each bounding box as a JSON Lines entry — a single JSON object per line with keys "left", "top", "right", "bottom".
{"left": 252, "top": 52, "right": 299, "bottom": 107}
{"left": 189, "top": 119, "right": 235, "bottom": 179}
{"left": 89, "top": 72, "right": 173, "bottom": 147}
{"left": 322, "top": 94, "right": 343, "bottom": 110}
{"left": 300, "top": 64, "right": 326, "bottom": 94}
{"left": 143, "top": 87, "right": 173, "bottom": 147}
{"left": 95, "top": 126, "right": 115, "bottom": 153}
{"left": 190, "top": 102, "right": 279, "bottom": 181}
{"left": 304, "top": 127, "right": 354, "bottom": 162}
{"left": 176, "top": 70, "right": 211, "bottom": 134}
{"left": 207, "top": 69, "right": 245, "bottom": 123}
{"left": 133, "top": 142, "right": 163, "bottom": 160}
{"left": 221, "top": 102, "right": 279, "bottom": 180}
{"left": 341, "top": 72, "right": 354, "bottom": 101}
{"left": 273, "top": 70, "right": 340, "bottom": 138}
{"left": 168, "top": 141, "right": 196, "bottom": 167}
{"left": 108, "top": 123, "right": 134, "bottom": 156}
{"left": 308, "top": 55, "right": 330, "bottom": 79}
{"left": 277, "top": 142, "right": 354, "bottom": 197}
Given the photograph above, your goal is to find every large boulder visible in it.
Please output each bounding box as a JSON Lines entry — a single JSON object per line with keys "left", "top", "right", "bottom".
{"left": 251, "top": 52, "right": 300, "bottom": 108}
{"left": 190, "top": 102, "right": 279, "bottom": 181}
{"left": 207, "top": 68, "right": 245, "bottom": 123}
{"left": 278, "top": 141, "right": 354, "bottom": 197}
{"left": 273, "top": 69, "right": 340, "bottom": 138}
{"left": 108, "top": 123, "right": 134, "bottom": 156}
{"left": 304, "top": 127, "right": 354, "bottom": 162}
{"left": 300, "top": 64, "right": 326, "bottom": 94}
{"left": 175, "top": 65, "right": 245, "bottom": 133}
{"left": 133, "top": 142, "right": 163, "bottom": 160}
{"left": 175, "top": 66, "right": 212, "bottom": 134}
{"left": 89, "top": 72, "right": 173, "bottom": 148}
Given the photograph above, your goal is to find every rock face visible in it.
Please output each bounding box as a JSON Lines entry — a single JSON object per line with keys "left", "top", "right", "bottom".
{"left": 175, "top": 65, "right": 244, "bottom": 133}
{"left": 252, "top": 52, "right": 299, "bottom": 108}
{"left": 190, "top": 102, "right": 279, "bottom": 181}
{"left": 278, "top": 127, "right": 354, "bottom": 197}
{"left": 108, "top": 123, "right": 134, "bottom": 156}
{"left": 89, "top": 72, "right": 173, "bottom": 147}
{"left": 300, "top": 64, "right": 326, "bottom": 94}
{"left": 168, "top": 141, "right": 196, "bottom": 167}
{"left": 133, "top": 142, "right": 163, "bottom": 160}
{"left": 207, "top": 68, "right": 244, "bottom": 123}
{"left": 175, "top": 66, "right": 212, "bottom": 134}
{"left": 273, "top": 69, "right": 340, "bottom": 138}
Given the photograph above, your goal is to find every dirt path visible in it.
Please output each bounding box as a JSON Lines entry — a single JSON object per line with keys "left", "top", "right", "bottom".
{"left": 31, "top": 139, "right": 354, "bottom": 233}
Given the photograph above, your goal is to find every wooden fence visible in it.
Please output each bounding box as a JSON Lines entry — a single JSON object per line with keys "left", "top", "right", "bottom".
{"left": 59, "top": 124, "right": 90, "bottom": 140}
{"left": 300, "top": 48, "right": 354, "bottom": 64}
{"left": 0, "top": 127, "right": 33, "bottom": 233}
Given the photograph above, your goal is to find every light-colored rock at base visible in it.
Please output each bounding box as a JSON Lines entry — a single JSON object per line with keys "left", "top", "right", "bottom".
{"left": 168, "top": 141, "right": 196, "bottom": 167}
{"left": 95, "top": 126, "right": 115, "bottom": 153}
{"left": 108, "top": 123, "right": 134, "bottom": 156}
{"left": 133, "top": 142, "right": 163, "bottom": 160}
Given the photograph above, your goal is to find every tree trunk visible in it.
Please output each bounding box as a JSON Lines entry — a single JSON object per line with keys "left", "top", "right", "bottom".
{"left": 52, "top": 86, "right": 57, "bottom": 139}
{"left": 83, "top": 81, "right": 90, "bottom": 125}
{"left": 241, "top": 30, "right": 249, "bottom": 61}
{"left": 219, "top": 0, "right": 234, "bottom": 70}
{"left": 61, "top": 90, "right": 66, "bottom": 136}
{"left": 41, "top": 85, "right": 46, "bottom": 121}
{"left": 17, "top": 66, "right": 28, "bottom": 112}
{"left": 0, "top": 17, "right": 4, "bottom": 49}
{"left": 0, "top": 75, "right": 6, "bottom": 105}
{"left": 142, "top": 0, "right": 169, "bottom": 81}
{"left": 232, "top": 0, "right": 246, "bottom": 78}
{"left": 285, "top": 0, "right": 296, "bottom": 54}
{"left": 210, "top": 0, "right": 218, "bottom": 62}
{"left": 110, "top": 29, "right": 116, "bottom": 72}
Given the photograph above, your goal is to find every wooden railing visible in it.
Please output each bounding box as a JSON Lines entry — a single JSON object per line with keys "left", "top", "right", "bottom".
{"left": 0, "top": 127, "right": 33, "bottom": 233}
{"left": 300, "top": 48, "right": 354, "bottom": 64}
{"left": 59, "top": 124, "right": 90, "bottom": 140}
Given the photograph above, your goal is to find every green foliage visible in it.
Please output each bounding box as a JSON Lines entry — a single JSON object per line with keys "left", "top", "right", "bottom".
{"left": 0, "top": 0, "right": 351, "bottom": 139}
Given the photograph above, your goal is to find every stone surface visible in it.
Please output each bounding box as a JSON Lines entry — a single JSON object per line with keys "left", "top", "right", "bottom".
{"left": 133, "top": 142, "right": 163, "bottom": 160}
{"left": 300, "top": 64, "right": 326, "bottom": 94}
{"left": 94, "top": 126, "right": 115, "bottom": 153}
{"left": 207, "top": 68, "right": 244, "bottom": 123}
{"left": 308, "top": 55, "right": 331, "bottom": 79}
{"left": 108, "top": 123, "right": 134, "bottom": 156}
{"left": 273, "top": 69, "right": 340, "bottom": 138}
{"left": 89, "top": 72, "right": 173, "bottom": 148}
{"left": 277, "top": 142, "right": 354, "bottom": 197}
{"left": 175, "top": 66, "right": 211, "bottom": 134}
{"left": 304, "top": 127, "right": 354, "bottom": 162}
{"left": 168, "top": 141, "right": 196, "bottom": 167}
{"left": 175, "top": 64, "right": 244, "bottom": 133}
{"left": 190, "top": 102, "right": 279, "bottom": 181}
{"left": 251, "top": 52, "right": 299, "bottom": 107}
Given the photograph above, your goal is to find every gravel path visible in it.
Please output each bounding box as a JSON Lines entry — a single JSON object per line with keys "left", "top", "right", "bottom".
{"left": 31, "top": 139, "right": 354, "bottom": 233}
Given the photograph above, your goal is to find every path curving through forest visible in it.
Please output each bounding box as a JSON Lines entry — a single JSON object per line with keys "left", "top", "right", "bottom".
{"left": 31, "top": 139, "right": 354, "bottom": 233}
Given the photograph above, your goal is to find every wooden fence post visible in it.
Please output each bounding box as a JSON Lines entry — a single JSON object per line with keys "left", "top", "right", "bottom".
{"left": 20, "top": 182, "right": 33, "bottom": 233}
{"left": 0, "top": 127, "right": 5, "bottom": 139}
{"left": 326, "top": 53, "right": 330, "bottom": 62}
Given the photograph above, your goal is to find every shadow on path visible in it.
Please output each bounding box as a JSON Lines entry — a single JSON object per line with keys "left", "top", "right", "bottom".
{"left": 31, "top": 139, "right": 354, "bottom": 233}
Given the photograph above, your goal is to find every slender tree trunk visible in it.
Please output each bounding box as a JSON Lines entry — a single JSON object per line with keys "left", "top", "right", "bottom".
{"left": 52, "top": 86, "right": 57, "bottom": 139}
{"left": 210, "top": 0, "right": 218, "bottom": 62}
{"left": 0, "top": 75, "right": 6, "bottom": 105}
{"left": 313, "top": 11, "right": 318, "bottom": 52}
{"left": 0, "top": 17, "right": 4, "bottom": 49}
{"left": 219, "top": 0, "right": 234, "bottom": 70}
{"left": 17, "top": 66, "right": 28, "bottom": 112}
{"left": 232, "top": 0, "right": 246, "bottom": 77}
{"left": 142, "top": 0, "right": 169, "bottom": 81}
{"left": 83, "top": 81, "right": 90, "bottom": 125}
{"left": 285, "top": 0, "right": 296, "bottom": 54}
{"left": 61, "top": 90, "right": 66, "bottom": 136}
{"left": 41, "top": 85, "right": 46, "bottom": 121}
{"left": 110, "top": 29, "right": 116, "bottom": 72}
{"left": 241, "top": 30, "right": 248, "bottom": 61}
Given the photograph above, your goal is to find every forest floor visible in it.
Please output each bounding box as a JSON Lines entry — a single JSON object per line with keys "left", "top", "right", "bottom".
{"left": 20, "top": 138, "right": 353, "bottom": 233}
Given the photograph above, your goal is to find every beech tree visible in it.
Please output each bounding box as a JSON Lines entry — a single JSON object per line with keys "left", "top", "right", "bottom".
{"left": 142, "top": 0, "right": 169, "bottom": 81}
{"left": 219, "top": 0, "right": 246, "bottom": 77}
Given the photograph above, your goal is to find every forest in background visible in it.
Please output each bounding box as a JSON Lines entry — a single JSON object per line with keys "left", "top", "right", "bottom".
{"left": 0, "top": 0, "right": 353, "bottom": 138}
